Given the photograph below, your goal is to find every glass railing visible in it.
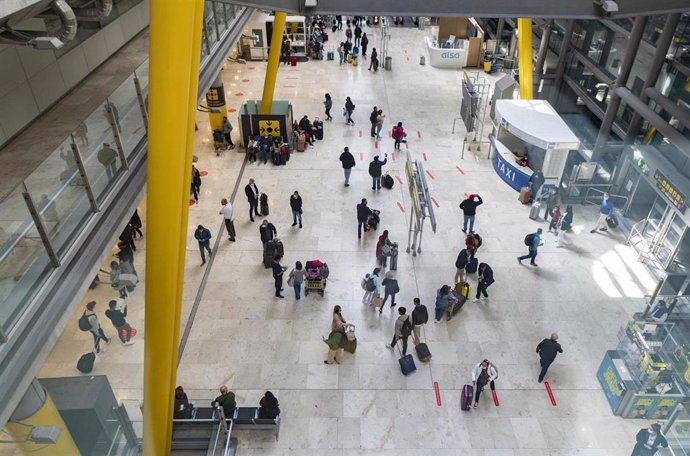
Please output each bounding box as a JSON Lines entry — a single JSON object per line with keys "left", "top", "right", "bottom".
{"left": 0, "top": 2, "right": 247, "bottom": 339}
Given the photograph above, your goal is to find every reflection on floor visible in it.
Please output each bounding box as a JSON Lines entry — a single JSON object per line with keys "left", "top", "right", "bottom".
{"left": 29, "top": 24, "right": 658, "bottom": 456}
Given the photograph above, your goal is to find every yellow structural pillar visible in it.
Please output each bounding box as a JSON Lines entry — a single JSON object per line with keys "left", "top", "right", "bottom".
{"left": 260, "top": 11, "right": 287, "bottom": 115}
{"left": 205, "top": 75, "right": 229, "bottom": 132}
{"left": 517, "top": 18, "right": 534, "bottom": 100}
{"left": 5, "top": 379, "right": 80, "bottom": 456}
{"left": 145, "top": 0, "right": 203, "bottom": 455}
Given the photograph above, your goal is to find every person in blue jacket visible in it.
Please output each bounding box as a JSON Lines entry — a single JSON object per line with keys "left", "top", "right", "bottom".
{"left": 194, "top": 225, "right": 212, "bottom": 266}
{"left": 591, "top": 192, "right": 614, "bottom": 233}
{"left": 434, "top": 285, "right": 451, "bottom": 323}
{"left": 518, "top": 228, "right": 543, "bottom": 267}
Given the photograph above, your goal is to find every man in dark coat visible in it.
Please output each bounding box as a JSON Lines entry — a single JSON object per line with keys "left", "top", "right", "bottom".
{"left": 368, "top": 154, "right": 388, "bottom": 190}
{"left": 631, "top": 424, "right": 668, "bottom": 456}
{"left": 459, "top": 194, "right": 483, "bottom": 233}
{"left": 473, "top": 262, "right": 495, "bottom": 302}
{"left": 536, "top": 333, "right": 563, "bottom": 383}
{"left": 244, "top": 178, "right": 261, "bottom": 222}
{"left": 356, "top": 198, "right": 372, "bottom": 239}
{"left": 339, "top": 146, "right": 356, "bottom": 186}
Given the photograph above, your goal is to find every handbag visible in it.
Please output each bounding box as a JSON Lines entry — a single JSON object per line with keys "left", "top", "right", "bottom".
{"left": 372, "top": 296, "right": 383, "bottom": 308}
{"left": 287, "top": 272, "right": 294, "bottom": 287}
{"left": 345, "top": 324, "right": 356, "bottom": 341}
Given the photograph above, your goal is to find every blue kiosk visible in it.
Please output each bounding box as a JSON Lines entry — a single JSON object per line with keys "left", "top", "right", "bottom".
{"left": 490, "top": 100, "right": 580, "bottom": 195}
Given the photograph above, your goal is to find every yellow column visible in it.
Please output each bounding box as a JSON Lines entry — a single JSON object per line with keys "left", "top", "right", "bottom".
{"left": 145, "top": 0, "right": 203, "bottom": 455}
{"left": 518, "top": 18, "right": 534, "bottom": 100}
{"left": 206, "top": 76, "right": 229, "bottom": 133}
{"left": 260, "top": 11, "right": 287, "bottom": 114}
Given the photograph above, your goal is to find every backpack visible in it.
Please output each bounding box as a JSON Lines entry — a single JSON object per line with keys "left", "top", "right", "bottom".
{"left": 401, "top": 316, "right": 412, "bottom": 337}
{"left": 365, "top": 276, "right": 376, "bottom": 291}
{"left": 392, "top": 126, "right": 400, "bottom": 139}
{"left": 524, "top": 233, "right": 535, "bottom": 246}
{"left": 78, "top": 312, "right": 91, "bottom": 332}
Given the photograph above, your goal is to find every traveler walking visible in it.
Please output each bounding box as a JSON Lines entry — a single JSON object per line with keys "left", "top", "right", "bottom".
{"left": 471, "top": 359, "right": 498, "bottom": 408}
{"left": 219, "top": 198, "right": 236, "bottom": 242}
{"left": 272, "top": 256, "right": 287, "bottom": 298}
{"left": 281, "top": 38, "right": 291, "bottom": 65}
{"left": 369, "top": 106, "right": 378, "bottom": 138}
{"left": 454, "top": 248, "right": 471, "bottom": 284}
{"left": 548, "top": 204, "right": 562, "bottom": 232}
{"left": 323, "top": 93, "right": 333, "bottom": 120}
{"left": 84, "top": 301, "right": 109, "bottom": 353}
{"left": 518, "top": 228, "right": 543, "bottom": 267}
{"left": 339, "top": 146, "right": 356, "bottom": 186}
{"left": 590, "top": 192, "right": 614, "bottom": 233}
{"left": 386, "top": 307, "right": 412, "bottom": 355}
{"left": 129, "top": 209, "right": 143, "bottom": 238}
{"left": 473, "top": 263, "right": 494, "bottom": 302}
{"left": 368, "top": 48, "right": 378, "bottom": 71}
{"left": 543, "top": 188, "right": 559, "bottom": 221}
{"left": 375, "top": 110, "right": 385, "bottom": 140}
{"left": 361, "top": 272, "right": 376, "bottom": 304}
{"left": 368, "top": 154, "right": 388, "bottom": 190}
{"left": 194, "top": 225, "right": 212, "bottom": 266}
{"left": 98, "top": 143, "right": 118, "bottom": 179}
{"left": 288, "top": 261, "right": 306, "bottom": 300}
{"left": 630, "top": 424, "right": 668, "bottom": 456}
{"left": 344, "top": 97, "right": 355, "bottom": 125}
{"left": 324, "top": 305, "right": 347, "bottom": 364}
{"left": 259, "top": 219, "right": 277, "bottom": 248}
{"left": 392, "top": 122, "right": 405, "bottom": 150}
{"left": 434, "top": 285, "right": 451, "bottom": 323}
{"left": 370, "top": 267, "right": 382, "bottom": 306}
{"left": 244, "top": 178, "right": 261, "bottom": 222}
{"left": 411, "top": 298, "right": 428, "bottom": 345}
{"left": 536, "top": 333, "right": 563, "bottom": 382}
{"left": 289, "top": 191, "right": 303, "bottom": 228}
{"left": 191, "top": 165, "right": 202, "bottom": 202}
{"left": 459, "top": 194, "right": 483, "bottom": 233}
{"left": 338, "top": 42, "right": 345, "bottom": 65}
{"left": 376, "top": 230, "right": 397, "bottom": 267}
{"left": 345, "top": 25, "right": 352, "bottom": 42}
{"left": 354, "top": 24, "right": 362, "bottom": 46}
{"left": 120, "top": 222, "right": 136, "bottom": 252}
{"left": 222, "top": 117, "right": 235, "bottom": 148}
{"left": 105, "top": 299, "right": 134, "bottom": 344}
{"left": 556, "top": 205, "right": 573, "bottom": 247}
{"left": 361, "top": 32, "right": 368, "bottom": 56}
{"left": 356, "top": 198, "right": 372, "bottom": 238}
{"left": 380, "top": 270, "right": 400, "bottom": 313}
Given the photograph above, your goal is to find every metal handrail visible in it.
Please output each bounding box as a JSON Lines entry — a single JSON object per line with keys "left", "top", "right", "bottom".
{"left": 584, "top": 187, "right": 629, "bottom": 208}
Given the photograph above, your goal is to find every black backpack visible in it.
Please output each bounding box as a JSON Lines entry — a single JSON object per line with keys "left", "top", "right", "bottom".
{"left": 365, "top": 276, "right": 376, "bottom": 291}
{"left": 78, "top": 312, "right": 91, "bottom": 332}
{"left": 383, "top": 174, "right": 394, "bottom": 189}
{"left": 401, "top": 317, "right": 413, "bottom": 337}
{"left": 77, "top": 352, "right": 96, "bottom": 373}
{"left": 524, "top": 233, "right": 536, "bottom": 246}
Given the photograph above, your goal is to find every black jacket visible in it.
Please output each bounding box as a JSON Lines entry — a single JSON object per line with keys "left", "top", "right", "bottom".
{"left": 459, "top": 196, "right": 483, "bottom": 216}
{"left": 298, "top": 118, "right": 312, "bottom": 132}
{"left": 478, "top": 263, "right": 494, "bottom": 285}
{"left": 632, "top": 429, "right": 668, "bottom": 455}
{"left": 259, "top": 223, "right": 277, "bottom": 243}
{"left": 117, "top": 245, "right": 134, "bottom": 264}
{"left": 536, "top": 338, "right": 563, "bottom": 363}
{"left": 105, "top": 307, "right": 127, "bottom": 328}
{"left": 455, "top": 249, "right": 470, "bottom": 268}
{"left": 290, "top": 195, "right": 303, "bottom": 211}
{"left": 339, "top": 151, "right": 356, "bottom": 169}
{"left": 245, "top": 183, "right": 259, "bottom": 202}
{"left": 370, "top": 109, "right": 378, "bottom": 124}
{"left": 368, "top": 158, "right": 387, "bottom": 177}
{"left": 119, "top": 225, "right": 134, "bottom": 243}
{"left": 259, "top": 395, "right": 280, "bottom": 419}
{"left": 361, "top": 35, "right": 368, "bottom": 46}
{"left": 357, "top": 203, "right": 372, "bottom": 222}
{"left": 412, "top": 305, "right": 429, "bottom": 325}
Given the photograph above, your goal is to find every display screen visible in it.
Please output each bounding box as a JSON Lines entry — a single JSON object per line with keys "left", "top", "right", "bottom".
{"left": 654, "top": 170, "right": 687, "bottom": 213}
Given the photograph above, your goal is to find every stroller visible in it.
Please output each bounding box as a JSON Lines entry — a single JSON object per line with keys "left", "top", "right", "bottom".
{"left": 367, "top": 209, "right": 380, "bottom": 230}
{"left": 304, "top": 259, "right": 329, "bottom": 296}
{"left": 213, "top": 129, "right": 230, "bottom": 156}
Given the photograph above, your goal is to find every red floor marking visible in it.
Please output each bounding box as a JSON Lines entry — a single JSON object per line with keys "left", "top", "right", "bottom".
{"left": 422, "top": 153, "right": 427, "bottom": 161}
{"left": 284, "top": 85, "right": 297, "bottom": 88}
{"left": 492, "top": 390, "right": 500, "bottom": 406}
{"left": 391, "top": 154, "right": 395, "bottom": 161}
{"left": 360, "top": 152, "right": 364, "bottom": 160}
{"left": 388, "top": 130, "right": 392, "bottom": 138}
{"left": 456, "top": 165, "right": 465, "bottom": 175}
{"left": 235, "top": 92, "right": 244, "bottom": 96}
{"left": 228, "top": 108, "right": 237, "bottom": 113}
{"left": 189, "top": 199, "right": 197, "bottom": 206}
{"left": 464, "top": 192, "right": 469, "bottom": 197}
{"left": 199, "top": 171, "right": 208, "bottom": 176}
{"left": 434, "top": 382, "right": 441, "bottom": 406}
{"left": 374, "top": 141, "right": 378, "bottom": 149}
{"left": 426, "top": 170, "right": 435, "bottom": 180}
{"left": 405, "top": 142, "right": 409, "bottom": 149}
{"left": 241, "top": 79, "right": 250, "bottom": 82}
{"left": 417, "top": 131, "right": 422, "bottom": 139}
{"left": 431, "top": 197, "right": 439, "bottom": 208}
{"left": 544, "top": 382, "right": 557, "bottom": 406}
{"left": 396, "top": 202, "right": 405, "bottom": 213}
{"left": 248, "top": 66, "right": 255, "bottom": 70}
{"left": 359, "top": 130, "right": 362, "bottom": 138}
{"left": 395, "top": 175, "right": 403, "bottom": 185}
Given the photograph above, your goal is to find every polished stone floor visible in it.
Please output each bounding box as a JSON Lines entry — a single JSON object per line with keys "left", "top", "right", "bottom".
{"left": 28, "top": 20, "right": 658, "bottom": 456}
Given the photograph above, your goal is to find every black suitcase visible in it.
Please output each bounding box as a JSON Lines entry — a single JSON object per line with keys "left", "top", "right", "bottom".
{"left": 382, "top": 174, "right": 394, "bottom": 189}
{"left": 77, "top": 352, "right": 95, "bottom": 373}
{"left": 260, "top": 193, "right": 269, "bottom": 216}
{"left": 313, "top": 121, "right": 324, "bottom": 140}
{"left": 399, "top": 354, "right": 416, "bottom": 375}
{"left": 274, "top": 239, "right": 284, "bottom": 257}
{"left": 606, "top": 215, "right": 618, "bottom": 229}
{"left": 415, "top": 343, "right": 432, "bottom": 362}
{"left": 466, "top": 257, "right": 478, "bottom": 274}
{"left": 263, "top": 253, "right": 274, "bottom": 269}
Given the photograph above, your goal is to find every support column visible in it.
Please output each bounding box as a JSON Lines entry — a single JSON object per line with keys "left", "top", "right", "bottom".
{"left": 535, "top": 19, "right": 553, "bottom": 79}
{"left": 260, "top": 11, "right": 287, "bottom": 115}
{"left": 554, "top": 20, "right": 574, "bottom": 84}
{"left": 144, "top": 0, "right": 203, "bottom": 455}
{"left": 206, "top": 74, "right": 228, "bottom": 132}
{"left": 624, "top": 13, "right": 681, "bottom": 145}
{"left": 518, "top": 18, "right": 534, "bottom": 100}
{"left": 495, "top": 18, "right": 505, "bottom": 53}
{"left": 4, "top": 379, "right": 80, "bottom": 456}
{"left": 592, "top": 16, "right": 648, "bottom": 162}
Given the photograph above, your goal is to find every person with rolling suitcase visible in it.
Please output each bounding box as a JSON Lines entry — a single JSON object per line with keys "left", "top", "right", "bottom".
{"left": 433, "top": 285, "right": 451, "bottom": 323}
{"left": 368, "top": 154, "right": 388, "bottom": 190}
{"left": 454, "top": 248, "right": 471, "bottom": 284}
{"left": 386, "top": 306, "right": 412, "bottom": 354}
{"left": 244, "top": 178, "right": 261, "bottom": 222}
{"left": 259, "top": 219, "right": 277, "bottom": 250}
{"left": 590, "top": 192, "right": 614, "bottom": 233}
{"left": 471, "top": 359, "right": 498, "bottom": 409}
{"left": 473, "top": 263, "right": 494, "bottom": 302}
{"left": 81, "top": 301, "right": 110, "bottom": 353}
{"left": 411, "top": 298, "right": 428, "bottom": 346}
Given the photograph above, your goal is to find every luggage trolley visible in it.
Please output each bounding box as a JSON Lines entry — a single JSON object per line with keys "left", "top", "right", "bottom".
{"left": 304, "top": 260, "right": 329, "bottom": 296}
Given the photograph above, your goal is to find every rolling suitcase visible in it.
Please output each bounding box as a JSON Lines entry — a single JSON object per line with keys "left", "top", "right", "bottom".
{"left": 399, "top": 353, "right": 416, "bottom": 375}
{"left": 389, "top": 248, "right": 398, "bottom": 270}
{"left": 77, "top": 352, "right": 96, "bottom": 373}
{"left": 529, "top": 201, "right": 541, "bottom": 220}
{"left": 313, "top": 120, "right": 324, "bottom": 140}
{"left": 465, "top": 257, "right": 478, "bottom": 274}
{"left": 263, "top": 253, "right": 274, "bottom": 269}
{"left": 415, "top": 343, "right": 432, "bottom": 362}
{"left": 274, "top": 239, "right": 284, "bottom": 257}
{"left": 461, "top": 384, "right": 474, "bottom": 411}
{"left": 260, "top": 193, "right": 269, "bottom": 216}
{"left": 606, "top": 215, "right": 618, "bottom": 229}
{"left": 296, "top": 135, "right": 306, "bottom": 152}
{"left": 327, "top": 50, "right": 335, "bottom": 60}
{"left": 518, "top": 186, "right": 531, "bottom": 204}
{"left": 290, "top": 56, "right": 297, "bottom": 66}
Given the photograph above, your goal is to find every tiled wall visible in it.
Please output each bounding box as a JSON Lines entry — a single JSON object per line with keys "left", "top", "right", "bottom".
{"left": 0, "top": 0, "right": 150, "bottom": 147}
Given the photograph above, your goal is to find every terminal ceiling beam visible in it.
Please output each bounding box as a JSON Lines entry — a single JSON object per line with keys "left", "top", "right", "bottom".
{"left": 222, "top": 0, "right": 690, "bottom": 19}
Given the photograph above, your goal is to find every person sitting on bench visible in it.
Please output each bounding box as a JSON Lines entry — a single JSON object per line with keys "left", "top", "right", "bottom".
{"left": 258, "top": 391, "right": 280, "bottom": 419}
{"left": 213, "top": 385, "right": 236, "bottom": 419}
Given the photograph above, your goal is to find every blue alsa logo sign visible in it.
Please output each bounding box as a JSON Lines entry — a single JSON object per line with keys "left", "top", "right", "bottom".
{"left": 441, "top": 52, "right": 460, "bottom": 59}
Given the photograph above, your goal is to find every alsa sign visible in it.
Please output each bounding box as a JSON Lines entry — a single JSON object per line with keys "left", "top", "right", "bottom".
{"left": 441, "top": 52, "right": 461, "bottom": 59}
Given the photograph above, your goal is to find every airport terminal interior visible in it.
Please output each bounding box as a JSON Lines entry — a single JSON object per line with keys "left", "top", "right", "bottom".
{"left": 1, "top": 1, "right": 690, "bottom": 455}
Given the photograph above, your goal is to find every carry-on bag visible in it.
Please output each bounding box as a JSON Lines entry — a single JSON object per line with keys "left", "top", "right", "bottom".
{"left": 465, "top": 257, "right": 478, "bottom": 274}
{"left": 606, "top": 214, "right": 618, "bottom": 229}
{"left": 415, "top": 328, "right": 432, "bottom": 362}
{"left": 461, "top": 384, "right": 474, "bottom": 410}
{"left": 518, "top": 186, "right": 531, "bottom": 204}
{"left": 382, "top": 174, "right": 394, "bottom": 189}
{"left": 398, "top": 350, "right": 416, "bottom": 375}
{"left": 529, "top": 201, "right": 541, "bottom": 220}
{"left": 77, "top": 352, "right": 96, "bottom": 373}
{"left": 260, "top": 193, "right": 269, "bottom": 216}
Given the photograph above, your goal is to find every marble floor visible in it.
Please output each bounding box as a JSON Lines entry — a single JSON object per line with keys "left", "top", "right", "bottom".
{"left": 28, "top": 20, "right": 659, "bottom": 456}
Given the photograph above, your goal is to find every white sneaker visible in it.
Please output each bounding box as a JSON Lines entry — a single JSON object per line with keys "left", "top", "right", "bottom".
{"left": 472, "top": 298, "right": 479, "bottom": 303}
{"left": 386, "top": 344, "right": 393, "bottom": 350}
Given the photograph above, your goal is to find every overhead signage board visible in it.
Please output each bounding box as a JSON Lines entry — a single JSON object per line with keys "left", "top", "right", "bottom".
{"left": 654, "top": 170, "right": 687, "bottom": 213}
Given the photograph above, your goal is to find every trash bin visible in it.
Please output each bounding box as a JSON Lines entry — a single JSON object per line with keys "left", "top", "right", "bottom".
{"left": 385, "top": 56, "right": 392, "bottom": 71}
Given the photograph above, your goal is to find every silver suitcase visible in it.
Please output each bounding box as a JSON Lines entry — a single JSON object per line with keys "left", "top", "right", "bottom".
{"left": 529, "top": 201, "right": 541, "bottom": 220}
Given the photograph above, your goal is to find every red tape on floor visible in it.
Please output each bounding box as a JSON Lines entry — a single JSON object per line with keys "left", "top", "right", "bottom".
{"left": 456, "top": 165, "right": 465, "bottom": 175}
{"left": 199, "top": 171, "right": 208, "bottom": 176}
{"left": 396, "top": 202, "right": 405, "bottom": 213}
{"left": 544, "top": 382, "right": 557, "bottom": 406}
{"left": 395, "top": 175, "right": 403, "bottom": 185}
{"left": 417, "top": 131, "right": 422, "bottom": 139}
{"left": 423, "top": 153, "right": 427, "bottom": 161}
{"left": 492, "top": 390, "right": 500, "bottom": 406}
{"left": 431, "top": 197, "right": 439, "bottom": 208}
{"left": 426, "top": 170, "right": 435, "bottom": 180}
{"left": 374, "top": 141, "right": 378, "bottom": 149}
{"left": 360, "top": 152, "right": 364, "bottom": 161}
{"left": 359, "top": 130, "right": 362, "bottom": 138}
{"left": 434, "top": 382, "right": 441, "bottom": 406}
